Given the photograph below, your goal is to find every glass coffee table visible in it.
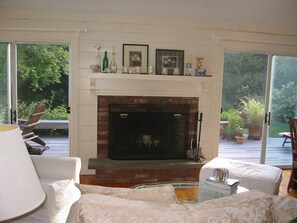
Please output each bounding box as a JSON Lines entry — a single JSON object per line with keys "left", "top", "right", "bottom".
{"left": 132, "top": 181, "right": 248, "bottom": 203}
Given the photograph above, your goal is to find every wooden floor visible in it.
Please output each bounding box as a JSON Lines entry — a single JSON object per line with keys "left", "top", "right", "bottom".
{"left": 40, "top": 136, "right": 297, "bottom": 198}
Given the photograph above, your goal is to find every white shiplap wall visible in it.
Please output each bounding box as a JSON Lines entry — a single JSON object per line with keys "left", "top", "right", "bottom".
{"left": 1, "top": 9, "right": 297, "bottom": 174}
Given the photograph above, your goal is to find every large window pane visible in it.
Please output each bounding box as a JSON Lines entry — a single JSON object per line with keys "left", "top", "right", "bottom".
{"left": 265, "top": 55, "right": 297, "bottom": 167}
{"left": 0, "top": 43, "right": 10, "bottom": 124}
{"left": 219, "top": 51, "right": 268, "bottom": 163}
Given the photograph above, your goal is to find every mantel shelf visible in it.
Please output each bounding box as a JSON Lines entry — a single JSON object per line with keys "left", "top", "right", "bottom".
{"left": 87, "top": 72, "right": 215, "bottom": 97}
{"left": 86, "top": 72, "right": 215, "bottom": 83}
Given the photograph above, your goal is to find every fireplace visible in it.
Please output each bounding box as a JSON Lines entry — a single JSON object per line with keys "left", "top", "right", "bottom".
{"left": 97, "top": 96, "right": 199, "bottom": 160}
{"left": 109, "top": 103, "right": 189, "bottom": 160}
{"left": 89, "top": 75, "right": 208, "bottom": 185}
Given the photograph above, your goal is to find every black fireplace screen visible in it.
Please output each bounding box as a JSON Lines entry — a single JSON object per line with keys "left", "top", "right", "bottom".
{"left": 108, "top": 104, "right": 190, "bottom": 160}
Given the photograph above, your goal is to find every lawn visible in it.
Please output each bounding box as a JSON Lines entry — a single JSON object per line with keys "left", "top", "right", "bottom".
{"left": 268, "top": 121, "right": 289, "bottom": 138}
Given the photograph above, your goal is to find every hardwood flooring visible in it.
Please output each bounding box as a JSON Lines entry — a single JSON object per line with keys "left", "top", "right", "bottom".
{"left": 280, "top": 170, "right": 297, "bottom": 198}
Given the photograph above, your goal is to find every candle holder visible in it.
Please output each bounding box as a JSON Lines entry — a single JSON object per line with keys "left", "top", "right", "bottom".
{"left": 185, "top": 63, "right": 192, "bottom": 76}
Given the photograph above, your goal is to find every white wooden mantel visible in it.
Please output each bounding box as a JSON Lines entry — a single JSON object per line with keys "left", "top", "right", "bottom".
{"left": 89, "top": 73, "right": 214, "bottom": 98}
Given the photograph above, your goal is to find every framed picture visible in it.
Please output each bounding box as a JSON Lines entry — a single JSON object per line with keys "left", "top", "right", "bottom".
{"left": 156, "top": 49, "right": 184, "bottom": 75}
{"left": 122, "top": 44, "right": 149, "bottom": 74}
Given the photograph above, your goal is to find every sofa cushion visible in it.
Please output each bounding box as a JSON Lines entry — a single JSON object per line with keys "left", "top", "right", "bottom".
{"left": 67, "top": 190, "right": 276, "bottom": 223}
{"left": 75, "top": 183, "right": 175, "bottom": 203}
{"left": 272, "top": 195, "right": 297, "bottom": 223}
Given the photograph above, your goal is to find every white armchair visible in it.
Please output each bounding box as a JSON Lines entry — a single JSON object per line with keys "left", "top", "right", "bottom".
{"left": 31, "top": 156, "right": 81, "bottom": 184}
{"left": 14, "top": 156, "right": 82, "bottom": 223}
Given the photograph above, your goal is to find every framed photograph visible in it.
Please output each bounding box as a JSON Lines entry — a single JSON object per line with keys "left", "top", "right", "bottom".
{"left": 122, "top": 44, "right": 149, "bottom": 74}
{"left": 156, "top": 49, "right": 184, "bottom": 75}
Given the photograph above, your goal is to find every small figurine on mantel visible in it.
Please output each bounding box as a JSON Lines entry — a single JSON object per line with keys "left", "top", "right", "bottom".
{"left": 195, "top": 57, "right": 206, "bottom": 77}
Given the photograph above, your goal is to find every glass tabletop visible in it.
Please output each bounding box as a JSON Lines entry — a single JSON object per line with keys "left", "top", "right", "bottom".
{"left": 131, "top": 181, "right": 248, "bottom": 203}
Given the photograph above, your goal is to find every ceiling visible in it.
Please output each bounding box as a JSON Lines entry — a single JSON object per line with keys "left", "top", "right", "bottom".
{"left": 1, "top": 0, "right": 297, "bottom": 27}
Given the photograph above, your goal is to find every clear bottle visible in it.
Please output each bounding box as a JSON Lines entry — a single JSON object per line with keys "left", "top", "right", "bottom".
{"left": 109, "top": 47, "right": 117, "bottom": 73}
{"left": 95, "top": 46, "right": 101, "bottom": 72}
{"left": 102, "top": 51, "right": 109, "bottom": 72}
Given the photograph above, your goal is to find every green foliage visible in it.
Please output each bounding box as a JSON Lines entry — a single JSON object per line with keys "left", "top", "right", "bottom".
{"left": 0, "top": 43, "right": 8, "bottom": 123}
{"left": 43, "top": 105, "right": 68, "bottom": 120}
{"left": 268, "top": 120, "right": 289, "bottom": 138}
{"left": 235, "top": 125, "right": 244, "bottom": 137}
{"left": 221, "top": 109, "right": 237, "bottom": 121}
{"left": 17, "top": 44, "right": 69, "bottom": 108}
{"left": 271, "top": 81, "right": 297, "bottom": 123}
{"left": 241, "top": 98, "right": 264, "bottom": 126}
{"left": 226, "top": 112, "right": 244, "bottom": 132}
{"left": 18, "top": 100, "right": 68, "bottom": 120}
{"left": 222, "top": 52, "right": 267, "bottom": 111}
{"left": 221, "top": 109, "right": 244, "bottom": 139}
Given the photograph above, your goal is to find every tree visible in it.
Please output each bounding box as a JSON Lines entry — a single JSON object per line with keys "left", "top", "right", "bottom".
{"left": 17, "top": 44, "right": 69, "bottom": 108}
{"left": 222, "top": 52, "right": 267, "bottom": 111}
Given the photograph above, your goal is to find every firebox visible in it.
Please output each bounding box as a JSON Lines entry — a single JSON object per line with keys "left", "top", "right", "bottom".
{"left": 109, "top": 104, "right": 190, "bottom": 160}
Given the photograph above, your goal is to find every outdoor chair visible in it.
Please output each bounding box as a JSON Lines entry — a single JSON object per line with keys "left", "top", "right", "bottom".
{"left": 287, "top": 117, "right": 297, "bottom": 191}
{"left": 20, "top": 104, "right": 49, "bottom": 155}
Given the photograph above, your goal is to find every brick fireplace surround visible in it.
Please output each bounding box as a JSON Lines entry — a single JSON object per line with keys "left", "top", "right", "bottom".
{"left": 88, "top": 74, "right": 206, "bottom": 186}
{"left": 89, "top": 95, "right": 203, "bottom": 185}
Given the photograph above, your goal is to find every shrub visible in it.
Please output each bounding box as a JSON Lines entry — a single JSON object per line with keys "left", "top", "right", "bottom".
{"left": 241, "top": 98, "right": 264, "bottom": 126}
{"left": 271, "top": 81, "right": 297, "bottom": 123}
{"left": 221, "top": 109, "right": 244, "bottom": 140}
{"left": 18, "top": 100, "right": 68, "bottom": 120}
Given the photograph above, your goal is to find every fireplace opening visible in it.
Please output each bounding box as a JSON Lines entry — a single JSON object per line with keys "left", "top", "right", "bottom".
{"left": 109, "top": 104, "right": 190, "bottom": 160}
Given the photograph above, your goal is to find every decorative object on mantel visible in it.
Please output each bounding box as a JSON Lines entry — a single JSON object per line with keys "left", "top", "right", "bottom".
{"left": 109, "top": 46, "right": 117, "bottom": 73}
{"left": 195, "top": 57, "right": 206, "bottom": 77}
{"left": 148, "top": 65, "right": 154, "bottom": 75}
{"left": 90, "top": 45, "right": 101, "bottom": 73}
{"left": 123, "top": 44, "right": 149, "bottom": 74}
{"left": 156, "top": 49, "right": 184, "bottom": 75}
{"left": 185, "top": 55, "right": 193, "bottom": 76}
{"left": 102, "top": 51, "right": 109, "bottom": 72}
{"left": 186, "top": 112, "right": 205, "bottom": 163}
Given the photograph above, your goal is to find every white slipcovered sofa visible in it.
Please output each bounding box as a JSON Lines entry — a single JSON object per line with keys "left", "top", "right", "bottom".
{"left": 67, "top": 183, "right": 297, "bottom": 223}
{"left": 14, "top": 156, "right": 81, "bottom": 223}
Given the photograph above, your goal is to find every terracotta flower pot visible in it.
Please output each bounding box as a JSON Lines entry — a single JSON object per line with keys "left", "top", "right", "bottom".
{"left": 248, "top": 124, "right": 262, "bottom": 140}
{"left": 235, "top": 136, "right": 245, "bottom": 144}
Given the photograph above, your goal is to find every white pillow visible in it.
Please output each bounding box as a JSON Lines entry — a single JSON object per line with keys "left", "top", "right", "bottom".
{"left": 75, "top": 183, "right": 176, "bottom": 203}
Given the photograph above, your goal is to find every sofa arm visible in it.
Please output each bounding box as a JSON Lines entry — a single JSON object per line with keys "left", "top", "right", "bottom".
{"left": 30, "top": 155, "right": 81, "bottom": 183}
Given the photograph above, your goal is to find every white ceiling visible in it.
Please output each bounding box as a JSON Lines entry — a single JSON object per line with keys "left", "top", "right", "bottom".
{"left": 1, "top": 0, "right": 297, "bottom": 26}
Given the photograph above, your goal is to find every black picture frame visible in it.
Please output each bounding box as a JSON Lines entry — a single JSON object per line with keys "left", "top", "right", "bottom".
{"left": 155, "top": 49, "right": 184, "bottom": 75}
{"left": 122, "top": 44, "right": 149, "bottom": 74}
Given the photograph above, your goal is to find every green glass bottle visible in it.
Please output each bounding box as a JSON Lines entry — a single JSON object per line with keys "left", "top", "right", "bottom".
{"left": 102, "top": 51, "right": 109, "bottom": 72}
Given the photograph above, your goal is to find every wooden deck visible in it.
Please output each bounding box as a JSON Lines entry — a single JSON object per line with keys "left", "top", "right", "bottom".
{"left": 40, "top": 136, "right": 293, "bottom": 168}
{"left": 219, "top": 138, "right": 292, "bottom": 168}
{"left": 41, "top": 136, "right": 70, "bottom": 157}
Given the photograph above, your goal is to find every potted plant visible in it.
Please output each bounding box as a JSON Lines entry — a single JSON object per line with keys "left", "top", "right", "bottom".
{"left": 241, "top": 98, "right": 264, "bottom": 140}
{"left": 222, "top": 110, "right": 244, "bottom": 141}
{"left": 235, "top": 125, "right": 245, "bottom": 144}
